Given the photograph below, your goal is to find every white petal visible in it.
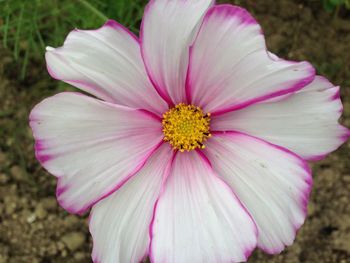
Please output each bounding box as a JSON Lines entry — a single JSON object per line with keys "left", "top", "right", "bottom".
{"left": 30, "top": 92, "right": 163, "bottom": 214}
{"left": 46, "top": 20, "right": 167, "bottom": 115}
{"left": 90, "top": 144, "right": 174, "bottom": 263}
{"left": 204, "top": 132, "right": 312, "bottom": 254}
{"left": 140, "top": 0, "right": 213, "bottom": 105}
{"left": 212, "top": 76, "right": 350, "bottom": 160}
{"left": 187, "top": 5, "right": 315, "bottom": 114}
{"left": 150, "top": 151, "right": 257, "bottom": 263}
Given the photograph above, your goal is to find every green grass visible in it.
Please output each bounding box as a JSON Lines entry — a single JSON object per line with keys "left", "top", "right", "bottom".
{"left": 0, "top": 0, "right": 146, "bottom": 79}
{"left": 323, "top": 0, "right": 350, "bottom": 11}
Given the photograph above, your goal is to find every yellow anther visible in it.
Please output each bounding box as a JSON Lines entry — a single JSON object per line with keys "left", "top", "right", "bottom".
{"left": 162, "top": 103, "right": 211, "bottom": 152}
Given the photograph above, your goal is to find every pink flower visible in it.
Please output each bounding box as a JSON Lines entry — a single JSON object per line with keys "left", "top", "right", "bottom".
{"left": 30, "top": 1, "right": 349, "bottom": 262}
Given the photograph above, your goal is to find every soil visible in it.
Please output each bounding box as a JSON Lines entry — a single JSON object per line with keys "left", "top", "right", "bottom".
{"left": 0, "top": 0, "right": 350, "bottom": 262}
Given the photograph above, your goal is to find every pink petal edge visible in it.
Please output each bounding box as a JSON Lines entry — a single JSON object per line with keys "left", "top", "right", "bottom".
{"left": 211, "top": 130, "right": 313, "bottom": 254}
{"left": 302, "top": 79, "right": 350, "bottom": 161}
{"left": 89, "top": 144, "right": 175, "bottom": 263}
{"left": 46, "top": 20, "right": 140, "bottom": 103}
{"left": 279, "top": 79, "right": 349, "bottom": 162}
{"left": 56, "top": 141, "right": 164, "bottom": 215}
{"left": 29, "top": 92, "right": 165, "bottom": 215}
{"left": 148, "top": 150, "right": 258, "bottom": 262}
{"left": 196, "top": 150, "right": 258, "bottom": 259}
{"left": 148, "top": 151, "right": 177, "bottom": 263}
{"left": 307, "top": 128, "right": 350, "bottom": 161}
{"left": 185, "top": 4, "right": 316, "bottom": 115}
{"left": 139, "top": 0, "right": 176, "bottom": 107}
{"left": 46, "top": 19, "right": 171, "bottom": 116}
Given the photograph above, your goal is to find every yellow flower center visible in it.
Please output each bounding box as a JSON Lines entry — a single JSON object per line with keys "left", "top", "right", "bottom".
{"left": 162, "top": 103, "right": 211, "bottom": 152}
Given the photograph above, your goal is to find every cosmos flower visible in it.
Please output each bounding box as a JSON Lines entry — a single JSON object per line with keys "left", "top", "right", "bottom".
{"left": 29, "top": 0, "right": 349, "bottom": 262}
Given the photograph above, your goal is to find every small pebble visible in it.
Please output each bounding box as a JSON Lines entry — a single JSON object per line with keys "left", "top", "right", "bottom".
{"left": 35, "top": 204, "right": 48, "bottom": 220}
{"left": 41, "top": 197, "right": 57, "bottom": 211}
{"left": 10, "top": 166, "right": 26, "bottom": 182}
{"left": 0, "top": 173, "right": 9, "bottom": 184}
{"left": 61, "top": 232, "right": 85, "bottom": 251}
{"left": 27, "top": 214, "right": 36, "bottom": 224}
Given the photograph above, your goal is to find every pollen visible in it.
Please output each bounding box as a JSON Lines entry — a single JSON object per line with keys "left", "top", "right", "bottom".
{"left": 162, "top": 103, "right": 211, "bottom": 152}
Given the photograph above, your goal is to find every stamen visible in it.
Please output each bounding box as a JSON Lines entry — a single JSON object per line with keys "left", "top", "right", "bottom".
{"left": 162, "top": 103, "right": 211, "bottom": 152}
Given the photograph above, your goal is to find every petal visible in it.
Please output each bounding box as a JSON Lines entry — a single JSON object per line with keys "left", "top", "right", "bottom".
{"left": 212, "top": 76, "right": 350, "bottom": 160}
{"left": 140, "top": 0, "right": 214, "bottom": 105}
{"left": 89, "top": 144, "right": 174, "bottom": 263}
{"left": 186, "top": 5, "right": 315, "bottom": 114}
{"left": 204, "top": 132, "right": 312, "bottom": 254}
{"left": 46, "top": 20, "right": 167, "bottom": 116}
{"left": 150, "top": 151, "right": 257, "bottom": 263}
{"left": 30, "top": 92, "right": 163, "bottom": 214}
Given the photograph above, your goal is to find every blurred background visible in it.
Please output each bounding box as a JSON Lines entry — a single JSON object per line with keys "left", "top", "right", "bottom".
{"left": 0, "top": 0, "right": 349, "bottom": 262}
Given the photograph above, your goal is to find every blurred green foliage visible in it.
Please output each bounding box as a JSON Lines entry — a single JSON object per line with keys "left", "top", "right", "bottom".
{"left": 0, "top": 0, "right": 146, "bottom": 78}
{"left": 323, "top": 0, "right": 350, "bottom": 11}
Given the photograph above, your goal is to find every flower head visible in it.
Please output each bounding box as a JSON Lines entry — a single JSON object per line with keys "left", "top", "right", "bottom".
{"left": 30, "top": 0, "right": 349, "bottom": 262}
{"left": 162, "top": 103, "right": 211, "bottom": 151}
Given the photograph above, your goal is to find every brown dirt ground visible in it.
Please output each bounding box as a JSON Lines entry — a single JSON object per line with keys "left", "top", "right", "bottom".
{"left": 0, "top": 0, "right": 350, "bottom": 262}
